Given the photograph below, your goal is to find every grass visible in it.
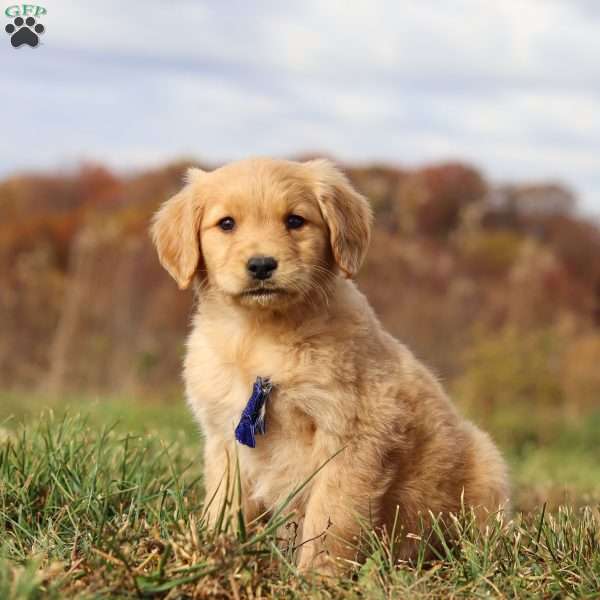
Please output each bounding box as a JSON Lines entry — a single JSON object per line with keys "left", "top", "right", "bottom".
{"left": 1, "top": 396, "right": 600, "bottom": 598}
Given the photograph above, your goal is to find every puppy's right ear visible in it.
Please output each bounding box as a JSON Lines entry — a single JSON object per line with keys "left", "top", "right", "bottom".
{"left": 150, "top": 168, "right": 204, "bottom": 290}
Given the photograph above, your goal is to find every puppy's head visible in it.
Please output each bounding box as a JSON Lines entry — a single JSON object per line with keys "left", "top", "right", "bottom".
{"left": 151, "top": 158, "right": 372, "bottom": 309}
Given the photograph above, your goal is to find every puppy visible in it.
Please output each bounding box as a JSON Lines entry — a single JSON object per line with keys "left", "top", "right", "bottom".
{"left": 151, "top": 158, "right": 509, "bottom": 573}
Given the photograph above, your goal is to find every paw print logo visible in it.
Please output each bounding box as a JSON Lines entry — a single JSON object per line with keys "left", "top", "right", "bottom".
{"left": 5, "top": 16, "right": 44, "bottom": 47}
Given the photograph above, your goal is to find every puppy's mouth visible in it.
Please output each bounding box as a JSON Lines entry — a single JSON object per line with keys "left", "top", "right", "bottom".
{"left": 238, "top": 286, "right": 289, "bottom": 300}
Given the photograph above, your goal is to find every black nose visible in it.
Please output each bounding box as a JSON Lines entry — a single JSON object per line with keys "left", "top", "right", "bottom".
{"left": 247, "top": 256, "right": 278, "bottom": 280}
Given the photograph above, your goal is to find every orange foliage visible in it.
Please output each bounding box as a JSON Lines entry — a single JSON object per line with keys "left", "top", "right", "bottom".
{"left": 0, "top": 159, "right": 598, "bottom": 402}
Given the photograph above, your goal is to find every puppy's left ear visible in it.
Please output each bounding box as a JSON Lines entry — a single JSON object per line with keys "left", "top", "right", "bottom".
{"left": 306, "top": 159, "right": 373, "bottom": 277}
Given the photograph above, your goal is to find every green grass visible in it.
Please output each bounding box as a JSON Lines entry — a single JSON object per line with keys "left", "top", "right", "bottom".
{"left": 1, "top": 397, "right": 600, "bottom": 598}
{"left": 0, "top": 391, "right": 197, "bottom": 441}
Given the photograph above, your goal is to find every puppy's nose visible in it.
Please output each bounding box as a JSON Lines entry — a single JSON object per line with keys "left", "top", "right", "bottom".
{"left": 247, "top": 256, "right": 278, "bottom": 280}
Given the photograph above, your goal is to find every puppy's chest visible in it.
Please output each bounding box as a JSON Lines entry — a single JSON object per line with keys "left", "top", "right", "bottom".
{"left": 186, "top": 324, "right": 358, "bottom": 506}
{"left": 186, "top": 326, "right": 340, "bottom": 437}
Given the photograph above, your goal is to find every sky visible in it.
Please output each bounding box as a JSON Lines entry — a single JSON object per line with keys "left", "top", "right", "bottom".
{"left": 1, "top": 0, "right": 599, "bottom": 213}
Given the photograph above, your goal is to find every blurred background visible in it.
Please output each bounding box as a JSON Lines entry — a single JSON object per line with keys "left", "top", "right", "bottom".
{"left": 1, "top": 0, "right": 599, "bottom": 510}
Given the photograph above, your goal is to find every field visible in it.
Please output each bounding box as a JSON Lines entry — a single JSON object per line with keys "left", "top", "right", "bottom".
{"left": 2, "top": 0, "right": 599, "bottom": 592}
{"left": 2, "top": 159, "right": 600, "bottom": 597}
{"left": 1, "top": 393, "right": 599, "bottom": 599}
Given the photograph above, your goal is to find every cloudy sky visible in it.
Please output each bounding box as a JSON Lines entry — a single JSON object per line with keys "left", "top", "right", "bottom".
{"left": 1, "top": 0, "right": 599, "bottom": 212}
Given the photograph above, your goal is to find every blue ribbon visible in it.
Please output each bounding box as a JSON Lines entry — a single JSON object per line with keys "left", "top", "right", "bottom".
{"left": 235, "top": 377, "right": 273, "bottom": 448}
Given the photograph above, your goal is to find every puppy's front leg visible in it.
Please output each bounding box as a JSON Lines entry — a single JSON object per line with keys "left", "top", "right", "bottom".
{"left": 297, "top": 447, "right": 382, "bottom": 575}
{"left": 202, "top": 438, "right": 262, "bottom": 529}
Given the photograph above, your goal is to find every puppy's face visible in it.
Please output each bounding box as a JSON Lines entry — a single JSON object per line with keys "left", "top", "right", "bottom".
{"left": 151, "top": 158, "right": 372, "bottom": 311}
{"left": 199, "top": 163, "right": 332, "bottom": 308}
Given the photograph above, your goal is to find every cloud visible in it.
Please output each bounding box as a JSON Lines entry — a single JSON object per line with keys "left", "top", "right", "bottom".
{"left": 0, "top": 0, "right": 598, "bottom": 212}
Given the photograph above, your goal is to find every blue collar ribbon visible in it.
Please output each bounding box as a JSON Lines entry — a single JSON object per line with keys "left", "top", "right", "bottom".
{"left": 235, "top": 377, "right": 273, "bottom": 448}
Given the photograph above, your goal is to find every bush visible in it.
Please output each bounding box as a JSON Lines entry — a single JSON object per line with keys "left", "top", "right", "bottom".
{"left": 454, "top": 327, "right": 564, "bottom": 449}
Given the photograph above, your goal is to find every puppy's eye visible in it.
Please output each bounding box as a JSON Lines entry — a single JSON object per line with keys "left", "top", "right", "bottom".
{"left": 286, "top": 214, "right": 305, "bottom": 230}
{"left": 218, "top": 217, "right": 236, "bottom": 231}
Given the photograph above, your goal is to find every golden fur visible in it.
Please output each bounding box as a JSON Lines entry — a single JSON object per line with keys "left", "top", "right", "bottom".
{"left": 151, "top": 158, "right": 509, "bottom": 573}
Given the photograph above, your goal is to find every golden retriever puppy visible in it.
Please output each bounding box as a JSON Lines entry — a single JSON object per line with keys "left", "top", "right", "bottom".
{"left": 151, "top": 158, "right": 509, "bottom": 574}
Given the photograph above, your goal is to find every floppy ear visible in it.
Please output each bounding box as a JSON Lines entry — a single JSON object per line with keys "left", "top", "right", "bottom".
{"left": 150, "top": 169, "right": 204, "bottom": 290}
{"left": 306, "top": 159, "right": 373, "bottom": 277}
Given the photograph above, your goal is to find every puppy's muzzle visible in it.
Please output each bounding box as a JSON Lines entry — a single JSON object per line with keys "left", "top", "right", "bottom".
{"left": 247, "top": 256, "right": 278, "bottom": 280}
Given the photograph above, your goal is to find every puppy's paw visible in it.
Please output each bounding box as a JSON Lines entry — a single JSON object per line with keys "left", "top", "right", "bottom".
{"left": 297, "top": 551, "right": 341, "bottom": 579}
